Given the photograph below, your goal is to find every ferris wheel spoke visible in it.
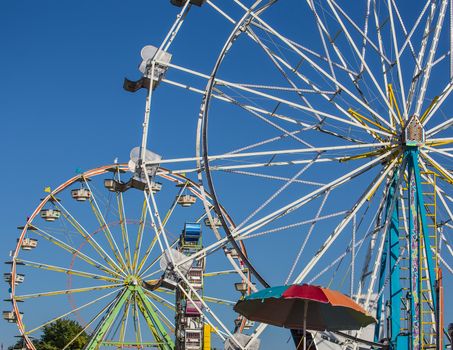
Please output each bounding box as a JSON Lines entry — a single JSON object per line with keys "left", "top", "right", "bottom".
{"left": 308, "top": 0, "right": 390, "bottom": 109}
{"left": 437, "top": 250, "right": 453, "bottom": 274}
{"left": 168, "top": 156, "right": 361, "bottom": 175}
{"left": 221, "top": 169, "right": 324, "bottom": 186}
{"left": 235, "top": 149, "right": 395, "bottom": 238}
{"left": 235, "top": 153, "right": 321, "bottom": 232}
{"left": 370, "top": 0, "right": 394, "bottom": 128}
{"left": 354, "top": 180, "right": 390, "bottom": 301}
{"left": 143, "top": 296, "right": 175, "bottom": 333}
{"left": 359, "top": 0, "right": 372, "bottom": 74}
{"left": 395, "top": 0, "right": 430, "bottom": 71}
{"left": 320, "top": 0, "right": 391, "bottom": 67}
{"left": 293, "top": 154, "right": 400, "bottom": 284}
{"left": 215, "top": 86, "right": 315, "bottom": 148}
{"left": 420, "top": 149, "right": 453, "bottom": 183}
{"left": 207, "top": 0, "right": 355, "bottom": 78}
{"left": 422, "top": 81, "right": 453, "bottom": 126}
{"left": 424, "top": 145, "right": 453, "bottom": 159}
{"left": 52, "top": 196, "right": 125, "bottom": 276}
{"left": 116, "top": 190, "right": 132, "bottom": 270}
{"left": 62, "top": 290, "right": 124, "bottom": 350}
{"left": 324, "top": 0, "right": 398, "bottom": 127}
{"left": 414, "top": 0, "right": 449, "bottom": 117}
{"left": 135, "top": 186, "right": 186, "bottom": 276}
{"left": 308, "top": 233, "right": 367, "bottom": 285}
{"left": 406, "top": 1, "right": 437, "bottom": 113}
{"left": 132, "top": 199, "right": 147, "bottom": 273}
{"left": 234, "top": 0, "right": 397, "bottom": 130}
{"left": 143, "top": 289, "right": 175, "bottom": 311}
{"left": 237, "top": 210, "right": 348, "bottom": 242}
{"left": 166, "top": 56, "right": 391, "bottom": 138}
{"left": 14, "top": 284, "right": 123, "bottom": 301}
{"left": 24, "top": 288, "right": 121, "bottom": 336}
{"left": 163, "top": 76, "right": 381, "bottom": 144}
{"left": 153, "top": 142, "right": 392, "bottom": 166}
{"left": 118, "top": 297, "right": 131, "bottom": 346}
{"left": 386, "top": 0, "right": 408, "bottom": 118}
{"left": 307, "top": 0, "right": 341, "bottom": 92}
{"left": 132, "top": 294, "right": 143, "bottom": 346}
{"left": 213, "top": 75, "right": 393, "bottom": 137}
{"left": 84, "top": 180, "right": 130, "bottom": 274}
{"left": 175, "top": 150, "right": 395, "bottom": 269}
{"left": 31, "top": 225, "right": 121, "bottom": 278}
{"left": 202, "top": 295, "right": 236, "bottom": 306}
{"left": 285, "top": 190, "right": 331, "bottom": 284}
{"left": 14, "top": 258, "right": 123, "bottom": 283}
{"left": 426, "top": 117, "right": 453, "bottom": 137}
{"left": 241, "top": 26, "right": 327, "bottom": 124}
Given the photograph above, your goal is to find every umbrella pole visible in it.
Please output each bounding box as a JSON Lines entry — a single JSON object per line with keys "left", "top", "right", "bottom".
{"left": 303, "top": 300, "right": 308, "bottom": 350}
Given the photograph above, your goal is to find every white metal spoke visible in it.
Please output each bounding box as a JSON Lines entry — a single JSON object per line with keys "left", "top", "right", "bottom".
{"left": 146, "top": 142, "right": 391, "bottom": 166}
{"left": 116, "top": 188, "right": 132, "bottom": 270}
{"left": 174, "top": 150, "right": 394, "bottom": 269}
{"left": 15, "top": 284, "right": 122, "bottom": 301}
{"left": 233, "top": 0, "right": 396, "bottom": 130}
{"left": 235, "top": 150, "right": 394, "bottom": 238}
{"left": 61, "top": 293, "right": 121, "bottom": 350}
{"left": 237, "top": 210, "right": 348, "bottom": 241}
{"left": 166, "top": 60, "right": 393, "bottom": 136}
{"left": 285, "top": 190, "right": 331, "bottom": 284}
{"left": 32, "top": 226, "right": 121, "bottom": 278}
{"left": 414, "top": 0, "right": 449, "bottom": 117}
{"left": 84, "top": 179, "right": 130, "bottom": 274}
{"left": 423, "top": 81, "right": 453, "bottom": 126}
{"left": 387, "top": 0, "right": 408, "bottom": 118}
{"left": 426, "top": 117, "right": 453, "bottom": 136}
{"left": 52, "top": 194, "right": 125, "bottom": 275}
{"left": 293, "top": 155, "right": 400, "bottom": 284}
{"left": 235, "top": 154, "right": 321, "bottom": 232}
{"left": 15, "top": 259, "right": 122, "bottom": 283}
{"left": 24, "top": 288, "right": 120, "bottom": 335}
{"left": 325, "top": 0, "right": 398, "bottom": 127}
{"left": 407, "top": 1, "right": 437, "bottom": 114}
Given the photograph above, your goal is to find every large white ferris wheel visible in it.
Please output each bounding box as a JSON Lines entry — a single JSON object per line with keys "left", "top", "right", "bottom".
{"left": 5, "top": 1, "right": 453, "bottom": 349}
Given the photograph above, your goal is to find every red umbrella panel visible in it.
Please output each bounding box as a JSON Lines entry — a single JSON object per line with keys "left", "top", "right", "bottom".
{"left": 234, "top": 284, "right": 376, "bottom": 331}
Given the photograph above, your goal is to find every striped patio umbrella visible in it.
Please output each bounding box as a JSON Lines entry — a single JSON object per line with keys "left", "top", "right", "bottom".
{"left": 234, "top": 284, "right": 376, "bottom": 349}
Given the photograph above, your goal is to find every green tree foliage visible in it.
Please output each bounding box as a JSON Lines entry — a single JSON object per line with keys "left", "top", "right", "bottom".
{"left": 9, "top": 319, "right": 88, "bottom": 350}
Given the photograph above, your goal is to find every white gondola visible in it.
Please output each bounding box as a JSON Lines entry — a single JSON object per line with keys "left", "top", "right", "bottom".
{"left": 104, "top": 179, "right": 117, "bottom": 192}
{"left": 40, "top": 209, "right": 61, "bottom": 222}
{"left": 203, "top": 216, "right": 222, "bottom": 229}
{"left": 150, "top": 181, "right": 162, "bottom": 193}
{"left": 187, "top": 268, "right": 203, "bottom": 289}
{"left": 234, "top": 281, "right": 255, "bottom": 294}
{"left": 3, "top": 311, "right": 22, "bottom": 323}
{"left": 184, "top": 329, "right": 202, "bottom": 350}
{"left": 71, "top": 188, "right": 91, "bottom": 201}
{"left": 177, "top": 194, "right": 197, "bottom": 207}
{"left": 4, "top": 273, "right": 25, "bottom": 285}
{"left": 20, "top": 238, "right": 38, "bottom": 250}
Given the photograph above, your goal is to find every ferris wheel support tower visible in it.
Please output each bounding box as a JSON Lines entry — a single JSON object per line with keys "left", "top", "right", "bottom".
{"left": 376, "top": 115, "right": 442, "bottom": 350}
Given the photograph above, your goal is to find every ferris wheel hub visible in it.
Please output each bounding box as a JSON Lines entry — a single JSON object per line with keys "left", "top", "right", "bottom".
{"left": 124, "top": 275, "right": 140, "bottom": 286}
{"left": 402, "top": 115, "right": 425, "bottom": 147}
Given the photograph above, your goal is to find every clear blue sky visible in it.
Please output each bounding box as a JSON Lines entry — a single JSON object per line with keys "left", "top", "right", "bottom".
{"left": 1, "top": 1, "right": 451, "bottom": 349}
